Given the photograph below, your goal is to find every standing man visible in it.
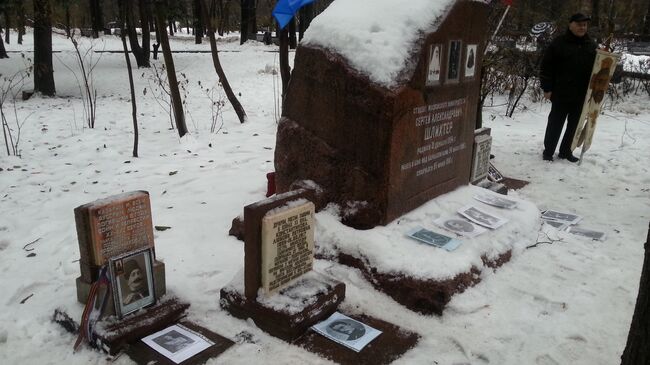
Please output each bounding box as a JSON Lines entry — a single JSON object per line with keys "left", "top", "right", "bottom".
{"left": 540, "top": 13, "right": 597, "bottom": 162}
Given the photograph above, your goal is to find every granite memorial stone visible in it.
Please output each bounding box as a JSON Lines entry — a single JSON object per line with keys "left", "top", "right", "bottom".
{"left": 274, "top": 0, "right": 490, "bottom": 228}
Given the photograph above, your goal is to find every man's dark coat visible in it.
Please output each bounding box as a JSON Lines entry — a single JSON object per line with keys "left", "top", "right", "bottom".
{"left": 540, "top": 30, "right": 597, "bottom": 103}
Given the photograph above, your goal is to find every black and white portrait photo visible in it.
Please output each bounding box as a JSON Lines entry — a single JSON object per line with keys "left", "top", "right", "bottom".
{"left": 541, "top": 210, "right": 582, "bottom": 225}
{"left": 473, "top": 194, "right": 517, "bottom": 210}
{"left": 143, "top": 324, "right": 215, "bottom": 363}
{"left": 426, "top": 44, "right": 442, "bottom": 86}
{"left": 465, "top": 44, "right": 477, "bottom": 78}
{"left": 326, "top": 319, "right": 366, "bottom": 341}
{"left": 434, "top": 216, "right": 487, "bottom": 238}
{"left": 109, "top": 248, "right": 155, "bottom": 318}
{"left": 409, "top": 227, "right": 451, "bottom": 246}
{"left": 406, "top": 227, "right": 462, "bottom": 251}
{"left": 459, "top": 205, "right": 507, "bottom": 229}
{"left": 152, "top": 329, "right": 195, "bottom": 353}
{"left": 447, "top": 40, "right": 462, "bottom": 81}
{"left": 567, "top": 226, "right": 606, "bottom": 241}
{"left": 311, "top": 312, "right": 382, "bottom": 352}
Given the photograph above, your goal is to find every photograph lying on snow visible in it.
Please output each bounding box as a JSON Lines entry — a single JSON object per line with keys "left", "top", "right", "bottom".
{"left": 541, "top": 210, "right": 583, "bottom": 225}
{"left": 311, "top": 312, "right": 382, "bottom": 353}
{"left": 473, "top": 193, "right": 517, "bottom": 209}
{"left": 142, "top": 324, "right": 215, "bottom": 364}
{"left": 434, "top": 216, "right": 488, "bottom": 238}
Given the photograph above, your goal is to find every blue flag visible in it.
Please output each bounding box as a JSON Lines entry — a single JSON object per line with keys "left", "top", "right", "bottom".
{"left": 273, "top": 0, "right": 315, "bottom": 30}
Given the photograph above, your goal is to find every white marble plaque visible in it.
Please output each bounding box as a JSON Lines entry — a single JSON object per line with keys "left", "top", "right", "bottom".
{"left": 260, "top": 201, "right": 315, "bottom": 295}
{"left": 471, "top": 134, "right": 492, "bottom": 182}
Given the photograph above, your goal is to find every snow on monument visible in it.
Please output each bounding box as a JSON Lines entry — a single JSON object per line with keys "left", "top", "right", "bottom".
{"left": 274, "top": 0, "right": 492, "bottom": 228}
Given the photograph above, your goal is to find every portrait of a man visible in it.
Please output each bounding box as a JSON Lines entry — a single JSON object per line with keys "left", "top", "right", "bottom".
{"left": 152, "top": 330, "right": 195, "bottom": 354}
{"left": 444, "top": 219, "right": 474, "bottom": 233}
{"left": 426, "top": 44, "right": 442, "bottom": 85}
{"left": 325, "top": 319, "right": 366, "bottom": 342}
{"left": 447, "top": 40, "right": 462, "bottom": 81}
{"left": 120, "top": 257, "right": 150, "bottom": 305}
{"left": 465, "top": 44, "right": 477, "bottom": 78}
{"left": 110, "top": 248, "right": 155, "bottom": 317}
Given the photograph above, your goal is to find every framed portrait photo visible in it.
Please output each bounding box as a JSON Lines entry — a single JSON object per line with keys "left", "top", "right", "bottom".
{"left": 426, "top": 44, "right": 443, "bottom": 86}
{"left": 447, "top": 40, "right": 462, "bottom": 82}
{"left": 109, "top": 247, "right": 156, "bottom": 318}
{"left": 465, "top": 44, "right": 478, "bottom": 79}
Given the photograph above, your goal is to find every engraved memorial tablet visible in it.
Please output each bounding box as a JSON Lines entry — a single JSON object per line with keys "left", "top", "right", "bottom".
{"left": 75, "top": 191, "right": 155, "bottom": 282}
{"left": 470, "top": 134, "right": 492, "bottom": 183}
{"left": 261, "top": 202, "right": 315, "bottom": 294}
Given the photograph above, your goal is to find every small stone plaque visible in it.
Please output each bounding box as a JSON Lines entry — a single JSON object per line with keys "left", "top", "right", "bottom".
{"left": 75, "top": 191, "right": 155, "bottom": 281}
{"left": 470, "top": 134, "right": 492, "bottom": 183}
{"left": 261, "top": 201, "right": 315, "bottom": 294}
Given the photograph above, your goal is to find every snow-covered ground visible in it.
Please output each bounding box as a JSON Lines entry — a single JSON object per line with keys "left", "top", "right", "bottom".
{"left": 1, "top": 27, "right": 649, "bottom": 365}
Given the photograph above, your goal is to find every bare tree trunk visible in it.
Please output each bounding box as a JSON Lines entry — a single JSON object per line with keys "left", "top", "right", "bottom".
{"left": 139, "top": 0, "right": 151, "bottom": 65}
{"left": 34, "top": 0, "right": 56, "bottom": 96}
{"left": 154, "top": 0, "right": 188, "bottom": 137}
{"left": 298, "top": 4, "right": 313, "bottom": 41}
{"left": 0, "top": 36, "right": 8, "bottom": 59}
{"left": 65, "top": 3, "right": 72, "bottom": 38}
{"left": 119, "top": 0, "right": 140, "bottom": 157}
{"left": 4, "top": 9, "right": 10, "bottom": 44}
{"left": 642, "top": 0, "right": 650, "bottom": 40}
{"left": 89, "top": 0, "right": 103, "bottom": 38}
{"left": 288, "top": 18, "right": 296, "bottom": 49}
{"left": 621, "top": 222, "right": 650, "bottom": 365}
{"left": 201, "top": 0, "right": 247, "bottom": 123}
{"left": 15, "top": 0, "right": 25, "bottom": 44}
{"left": 126, "top": 0, "right": 150, "bottom": 67}
{"left": 278, "top": 24, "right": 290, "bottom": 99}
{"left": 240, "top": 0, "right": 256, "bottom": 44}
{"left": 194, "top": 0, "right": 203, "bottom": 44}
{"left": 217, "top": 0, "right": 228, "bottom": 36}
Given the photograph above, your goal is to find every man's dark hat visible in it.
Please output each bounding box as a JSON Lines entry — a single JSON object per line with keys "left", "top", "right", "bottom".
{"left": 569, "top": 13, "right": 591, "bottom": 22}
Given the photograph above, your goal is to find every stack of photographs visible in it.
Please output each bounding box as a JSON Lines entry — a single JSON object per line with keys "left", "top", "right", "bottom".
{"left": 541, "top": 210, "right": 582, "bottom": 225}
{"left": 311, "top": 312, "right": 382, "bottom": 353}
{"left": 142, "top": 324, "right": 215, "bottom": 364}
{"left": 458, "top": 205, "right": 508, "bottom": 229}
{"left": 541, "top": 210, "right": 606, "bottom": 241}
{"left": 406, "top": 227, "right": 461, "bottom": 251}
{"left": 434, "top": 216, "right": 487, "bottom": 238}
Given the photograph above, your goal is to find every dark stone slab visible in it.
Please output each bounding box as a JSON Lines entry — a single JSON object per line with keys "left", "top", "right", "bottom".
{"left": 74, "top": 191, "right": 155, "bottom": 282}
{"left": 93, "top": 297, "right": 190, "bottom": 355}
{"left": 502, "top": 177, "right": 529, "bottom": 191}
{"left": 125, "top": 321, "right": 235, "bottom": 365}
{"left": 332, "top": 250, "right": 511, "bottom": 316}
{"left": 243, "top": 189, "right": 314, "bottom": 299}
{"left": 294, "top": 313, "right": 419, "bottom": 365}
{"left": 220, "top": 274, "right": 345, "bottom": 342}
{"left": 274, "top": 1, "right": 490, "bottom": 229}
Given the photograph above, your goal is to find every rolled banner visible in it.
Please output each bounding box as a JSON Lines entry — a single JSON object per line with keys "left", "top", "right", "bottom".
{"left": 571, "top": 49, "right": 621, "bottom": 153}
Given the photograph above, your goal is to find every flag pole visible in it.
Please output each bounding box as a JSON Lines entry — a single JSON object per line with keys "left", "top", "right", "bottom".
{"left": 491, "top": 5, "right": 511, "bottom": 42}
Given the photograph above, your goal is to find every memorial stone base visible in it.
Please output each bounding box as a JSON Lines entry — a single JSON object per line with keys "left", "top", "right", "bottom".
{"left": 53, "top": 297, "right": 190, "bottom": 356}
{"left": 220, "top": 271, "right": 345, "bottom": 341}
{"left": 315, "top": 185, "right": 540, "bottom": 315}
